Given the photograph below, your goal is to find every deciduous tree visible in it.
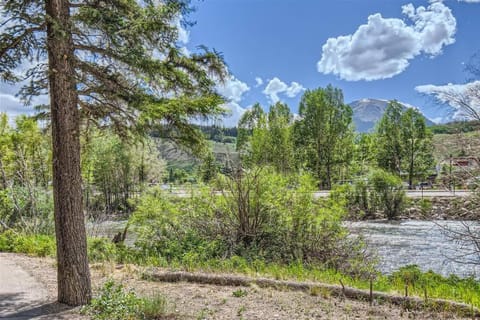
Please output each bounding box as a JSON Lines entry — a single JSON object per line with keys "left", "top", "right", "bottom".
{"left": 293, "top": 86, "right": 354, "bottom": 189}
{"left": 375, "top": 101, "right": 433, "bottom": 188}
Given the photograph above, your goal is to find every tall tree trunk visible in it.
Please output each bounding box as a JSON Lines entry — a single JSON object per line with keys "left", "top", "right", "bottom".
{"left": 45, "top": 0, "right": 91, "bottom": 306}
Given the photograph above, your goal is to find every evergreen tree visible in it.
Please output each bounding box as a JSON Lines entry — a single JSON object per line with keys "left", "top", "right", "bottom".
{"left": 0, "top": 0, "right": 226, "bottom": 305}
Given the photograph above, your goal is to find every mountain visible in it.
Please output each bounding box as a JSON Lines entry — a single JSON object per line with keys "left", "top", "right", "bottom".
{"left": 349, "top": 98, "right": 435, "bottom": 133}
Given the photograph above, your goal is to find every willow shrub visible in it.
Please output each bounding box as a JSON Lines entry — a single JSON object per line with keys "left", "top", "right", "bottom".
{"left": 332, "top": 168, "right": 405, "bottom": 220}
{"left": 130, "top": 167, "right": 372, "bottom": 276}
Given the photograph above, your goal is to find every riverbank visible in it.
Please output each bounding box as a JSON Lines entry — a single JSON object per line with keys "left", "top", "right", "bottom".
{"left": 345, "top": 196, "right": 480, "bottom": 221}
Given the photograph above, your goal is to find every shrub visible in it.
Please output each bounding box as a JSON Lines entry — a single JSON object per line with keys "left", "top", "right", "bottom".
{"left": 335, "top": 169, "right": 405, "bottom": 220}
{"left": 0, "top": 230, "right": 55, "bottom": 256}
{"left": 83, "top": 280, "right": 171, "bottom": 320}
{"left": 88, "top": 238, "right": 118, "bottom": 263}
{"left": 370, "top": 169, "right": 405, "bottom": 219}
{"left": 130, "top": 167, "right": 372, "bottom": 275}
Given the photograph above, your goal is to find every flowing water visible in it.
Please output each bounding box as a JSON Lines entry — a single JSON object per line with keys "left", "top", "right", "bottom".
{"left": 346, "top": 220, "right": 480, "bottom": 278}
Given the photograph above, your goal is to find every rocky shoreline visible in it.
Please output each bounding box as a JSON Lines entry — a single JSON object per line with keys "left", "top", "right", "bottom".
{"left": 349, "top": 196, "right": 480, "bottom": 221}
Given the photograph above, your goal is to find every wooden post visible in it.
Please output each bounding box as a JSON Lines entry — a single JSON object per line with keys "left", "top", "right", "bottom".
{"left": 369, "top": 279, "right": 373, "bottom": 306}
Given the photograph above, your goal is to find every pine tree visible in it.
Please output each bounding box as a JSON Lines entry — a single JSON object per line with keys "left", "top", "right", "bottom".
{"left": 0, "top": 0, "right": 226, "bottom": 305}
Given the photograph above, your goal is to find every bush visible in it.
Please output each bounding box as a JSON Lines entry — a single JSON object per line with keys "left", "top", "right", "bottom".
{"left": 88, "top": 238, "right": 118, "bottom": 263}
{"left": 0, "top": 230, "right": 55, "bottom": 257}
{"left": 83, "top": 280, "right": 171, "bottom": 320}
{"left": 370, "top": 169, "right": 405, "bottom": 219}
{"left": 335, "top": 169, "right": 405, "bottom": 220}
{"left": 130, "top": 168, "right": 372, "bottom": 275}
{"left": 0, "top": 187, "right": 54, "bottom": 235}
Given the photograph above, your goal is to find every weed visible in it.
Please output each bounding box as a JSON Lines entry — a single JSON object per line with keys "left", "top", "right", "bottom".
{"left": 232, "top": 288, "right": 248, "bottom": 298}
{"left": 83, "top": 279, "right": 173, "bottom": 320}
{"left": 310, "top": 286, "right": 331, "bottom": 298}
{"left": 237, "top": 305, "right": 246, "bottom": 317}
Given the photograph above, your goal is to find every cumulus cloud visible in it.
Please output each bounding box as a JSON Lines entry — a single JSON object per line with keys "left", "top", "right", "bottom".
{"left": 0, "top": 83, "right": 36, "bottom": 119}
{"left": 217, "top": 76, "right": 250, "bottom": 104}
{"left": 416, "top": 81, "right": 480, "bottom": 120}
{"left": 263, "top": 77, "right": 305, "bottom": 103}
{"left": 255, "top": 77, "right": 263, "bottom": 87}
{"left": 317, "top": 2, "right": 456, "bottom": 81}
{"left": 215, "top": 76, "right": 250, "bottom": 127}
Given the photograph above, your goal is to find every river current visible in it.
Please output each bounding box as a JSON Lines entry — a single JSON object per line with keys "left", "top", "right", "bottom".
{"left": 346, "top": 220, "right": 480, "bottom": 278}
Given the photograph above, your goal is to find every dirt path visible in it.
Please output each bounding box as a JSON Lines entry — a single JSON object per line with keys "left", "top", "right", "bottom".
{"left": 0, "top": 253, "right": 86, "bottom": 320}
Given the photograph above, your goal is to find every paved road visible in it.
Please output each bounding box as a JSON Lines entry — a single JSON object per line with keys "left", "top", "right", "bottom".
{"left": 0, "top": 253, "right": 77, "bottom": 320}
{"left": 314, "top": 189, "right": 471, "bottom": 198}
{"left": 169, "top": 189, "right": 472, "bottom": 199}
{"left": 0, "top": 253, "right": 49, "bottom": 319}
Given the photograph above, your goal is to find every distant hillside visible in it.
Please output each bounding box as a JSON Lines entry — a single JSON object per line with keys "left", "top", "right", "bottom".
{"left": 156, "top": 138, "right": 239, "bottom": 171}
{"left": 430, "top": 120, "right": 480, "bottom": 134}
{"left": 349, "top": 98, "right": 435, "bottom": 133}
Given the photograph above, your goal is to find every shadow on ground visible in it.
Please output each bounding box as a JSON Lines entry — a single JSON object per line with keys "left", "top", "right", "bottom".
{"left": 0, "top": 300, "right": 79, "bottom": 320}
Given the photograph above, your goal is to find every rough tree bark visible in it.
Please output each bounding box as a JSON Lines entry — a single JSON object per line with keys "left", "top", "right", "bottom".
{"left": 45, "top": 0, "right": 92, "bottom": 305}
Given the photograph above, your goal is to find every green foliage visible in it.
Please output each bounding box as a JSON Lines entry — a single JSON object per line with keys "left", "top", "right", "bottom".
{"left": 370, "top": 169, "right": 405, "bottom": 219}
{"left": 130, "top": 168, "right": 368, "bottom": 275}
{"left": 430, "top": 120, "right": 480, "bottom": 134}
{"left": 199, "top": 152, "right": 218, "bottom": 183}
{"left": 375, "top": 101, "right": 434, "bottom": 187}
{"left": 88, "top": 238, "right": 119, "bottom": 263}
{"left": 1, "top": 0, "right": 227, "bottom": 147}
{"left": 0, "top": 114, "right": 54, "bottom": 234}
{"left": 236, "top": 103, "right": 264, "bottom": 152}
{"left": 376, "top": 101, "right": 404, "bottom": 174}
{"left": 293, "top": 85, "right": 354, "bottom": 189}
{"left": 82, "top": 129, "right": 166, "bottom": 215}
{"left": 129, "top": 187, "right": 224, "bottom": 263}
{"left": 335, "top": 169, "right": 405, "bottom": 220}
{"left": 0, "top": 230, "right": 55, "bottom": 257}
{"left": 84, "top": 280, "right": 170, "bottom": 320}
{"left": 352, "top": 133, "right": 377, "bottom": 176}
{"left": 237, "top": 102, "right": 295, "bottom": 173}
{"left": 232, "top": 288, "right": 248, "bottom": 298}
{"left": 418, "top": 198, "right": 433, "bottom": 215}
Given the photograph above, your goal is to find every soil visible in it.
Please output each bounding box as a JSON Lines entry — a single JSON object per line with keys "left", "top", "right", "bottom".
{"left": 0, "top": 253, "right": 475, "bottom": 319}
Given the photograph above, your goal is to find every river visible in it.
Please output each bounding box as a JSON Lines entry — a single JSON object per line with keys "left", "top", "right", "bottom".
{"left": 346, "top": 220, "right": 480, "bottom": 278}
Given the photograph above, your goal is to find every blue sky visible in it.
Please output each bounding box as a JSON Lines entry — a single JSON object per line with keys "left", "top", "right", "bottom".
{"left": 186, "top": 0, "right": 480, "bottom": 125}
{"left": 1, "top": 0, "right": 479, "bottom": 125}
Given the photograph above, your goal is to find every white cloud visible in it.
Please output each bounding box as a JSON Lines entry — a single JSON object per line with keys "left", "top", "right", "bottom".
{"left": 215, "top": 76, "right": 250, "bottom": 127}
{"left": 255, "top": 77, "right": 263, "bottom": 87}
{"left": 285, "top": 82, "right": 304, "bottom": 98}
{"left": 173, "top": 15, "right": 190, "bottom": 45}
{"left": 263, "top": 77, "right": 305, "bottom": 103}
{"left": 415, "top": 81, "right": 480, "bottom": 120}
{"left": 317, "top": 2, "right": 456, "bottom": 81}
{"left": 458, "top": 0, "right": 480, "bottom": 3}
{"left": 216, "top": 76, "right": 250, "bottom": 103}
{"left": 220, "top": 102, "right": 248, "bottom": 127}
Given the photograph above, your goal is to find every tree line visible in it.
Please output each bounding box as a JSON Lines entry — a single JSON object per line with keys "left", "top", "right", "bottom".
{"left": 234, "top": 86, "right": 434, "bottom": 190}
